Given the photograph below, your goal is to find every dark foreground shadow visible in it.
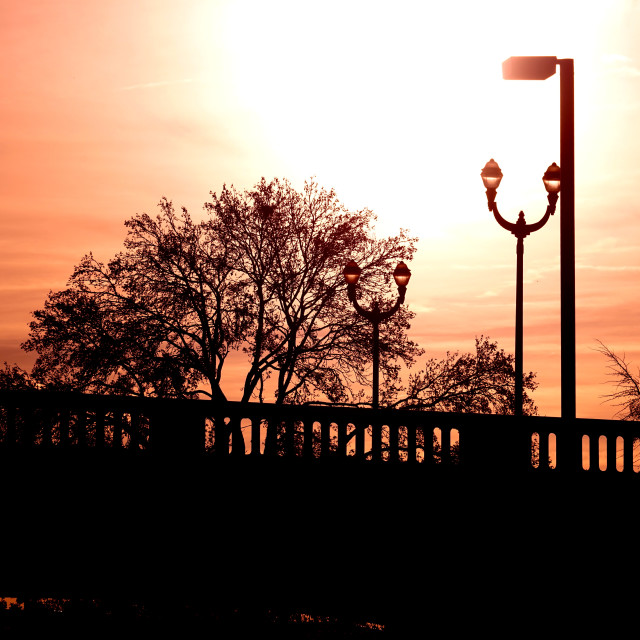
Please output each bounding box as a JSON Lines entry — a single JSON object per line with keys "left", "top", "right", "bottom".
{"left": 1, "top": 454, "right": 637, "bottom": 636}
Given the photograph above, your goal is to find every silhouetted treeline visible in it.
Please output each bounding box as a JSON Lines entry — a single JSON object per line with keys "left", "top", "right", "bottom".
{"left": 3, "top": 177, "right": 536, "bottom": 414}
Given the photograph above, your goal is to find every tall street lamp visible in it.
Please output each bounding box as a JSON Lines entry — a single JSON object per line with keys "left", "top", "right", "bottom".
{"left": 502, "top": 56, "right": 575, "bottom": 421}
{"left": 481, "top": 159, "right": 561, "bottom": 416}
{"left": 343, "top": 260, "right": 411, "bottom": 409}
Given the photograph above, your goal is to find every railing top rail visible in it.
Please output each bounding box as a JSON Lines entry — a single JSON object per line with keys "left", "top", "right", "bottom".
{"left": 1, "top": 389, "right": 637, "bottom": 434}
{"left": 0, "top": 389, "right": 526, "bottom": 423}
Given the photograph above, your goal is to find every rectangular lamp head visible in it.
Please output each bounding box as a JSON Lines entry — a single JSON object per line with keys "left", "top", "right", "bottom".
{"left": 502, "top": 56, "right": 558, "bottom": 80}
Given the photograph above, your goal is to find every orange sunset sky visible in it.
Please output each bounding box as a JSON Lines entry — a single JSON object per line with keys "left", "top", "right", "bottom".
{"left": 1, "top": 0, "right": 639, "bottom": 419}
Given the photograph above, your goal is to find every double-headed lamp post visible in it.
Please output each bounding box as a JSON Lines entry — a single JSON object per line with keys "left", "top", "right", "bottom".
{"left": 481, "top": 159, "right": 561, "bottom": 416}
{"left": 343, "top": 260, "right": 411, "bottom": 409}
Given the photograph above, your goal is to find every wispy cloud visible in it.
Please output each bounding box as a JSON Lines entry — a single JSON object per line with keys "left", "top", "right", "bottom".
{"left": 580, "top": 237, "right": 640, "bottom": 256}
{"left": 577, "top": 264, "right": 640, "bottom": 272}
{"left": 117, "top": 78, "right": 198, "bottom": 91}
{"left": 409, "top": 304, "right": 438, "bottom": 315}
{"left": 602, "top": 53, "right": 632, "bottom": 64}
{"left": 451, "top": 264, "right": 512, "bottom": 271}
{"left": 601, "top": 53, "right": 640, "bottom": 78}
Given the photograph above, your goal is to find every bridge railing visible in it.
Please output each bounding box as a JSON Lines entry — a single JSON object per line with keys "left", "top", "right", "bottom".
{"left": 0, "top": 390, "right": 638, "bottom": 476}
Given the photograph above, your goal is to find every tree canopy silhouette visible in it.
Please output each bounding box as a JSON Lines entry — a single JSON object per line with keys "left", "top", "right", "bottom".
{"left": 384, "top": 336, "right": 538, "bottom": 415}
{"left": 0, "top": 362, "right": 36, "bottom": 390}
{"left": 22, "top": 178, "right": 420, "bottom": 404}
{"left": 16, "top": 177, "right": 537, "bottom": 415}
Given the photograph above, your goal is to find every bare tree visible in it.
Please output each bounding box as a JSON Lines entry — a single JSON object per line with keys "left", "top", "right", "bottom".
{"left": 596, "top": 340, "right": 640, "bottom": 420}
{"left": 24, "top": 199, "right": 247, "bottom": 400}
{"left": 207, "top": 177, "right": 420, "bottom": 404}
{"left": 383, "top": 336, "right": 538, "bottom": 415}
{"left": 22, "top": 179, "right": 420, "bottom": 407}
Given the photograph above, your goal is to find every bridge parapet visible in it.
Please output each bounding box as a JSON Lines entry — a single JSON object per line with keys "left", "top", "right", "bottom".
{"left": 1, "top": 390, "right": 638, "bottom": 476}
{"left": 0, "top": 390, "right": 638, "bottom": 611}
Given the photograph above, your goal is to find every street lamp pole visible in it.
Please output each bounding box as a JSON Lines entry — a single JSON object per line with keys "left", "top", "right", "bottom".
{"left": 343, "top": 261, "right": 411, "bottom": 409}
{"left": 502, "top": 56, "right": 576, "bottom": 421}
{"left": 481, "top": 160, "right": 561, "bottom": 416}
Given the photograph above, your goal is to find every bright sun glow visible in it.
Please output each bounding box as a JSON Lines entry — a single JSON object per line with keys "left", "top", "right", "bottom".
{"left": 220, "top": 0, "right": 614, "bottom": 239}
